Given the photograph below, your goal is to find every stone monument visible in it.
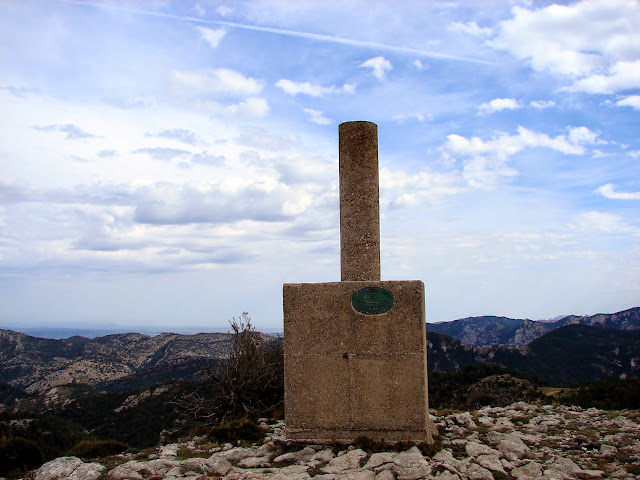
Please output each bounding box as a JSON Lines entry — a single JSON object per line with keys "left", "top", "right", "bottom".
{"left": 283, "top": 121, "right": 435, "bottom": 444}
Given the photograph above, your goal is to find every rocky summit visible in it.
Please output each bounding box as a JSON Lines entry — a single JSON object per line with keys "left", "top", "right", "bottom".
{"left": 25, "top": 402, "right": 640, "bottom": 480}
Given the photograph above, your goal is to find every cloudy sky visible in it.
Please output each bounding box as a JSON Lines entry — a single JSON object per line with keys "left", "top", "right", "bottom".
{"left": 1, "top": 0, "right": 638, "bottom": 331}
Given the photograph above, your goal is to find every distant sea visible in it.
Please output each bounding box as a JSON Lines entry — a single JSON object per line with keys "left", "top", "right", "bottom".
{"left": 0, "top": 325, "right": 283, "bottom": 339}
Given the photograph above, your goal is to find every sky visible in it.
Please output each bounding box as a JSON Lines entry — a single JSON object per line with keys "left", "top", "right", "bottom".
{"left": 1, "top": 0, "right": 639, "bottom": 332}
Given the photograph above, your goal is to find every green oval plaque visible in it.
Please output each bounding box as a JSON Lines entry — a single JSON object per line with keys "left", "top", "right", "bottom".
{"left": 351, "top": 286, "right": 394, "bottom": 315}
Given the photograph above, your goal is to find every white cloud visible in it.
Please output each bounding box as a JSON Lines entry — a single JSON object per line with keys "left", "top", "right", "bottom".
{"left": 565, "top": 60, "right": 640, "bottom": 94}
{"left": 529, "top": 100, "right": 555, "bottom": 109}
{"left": 360, "top": 56, "right": 392, "bottom": 81}
{"left": 444, "top": 126, "right": 592, "bottom": 158}
{"left": 172, "top": 69, "right": 263, "bottom": 97}
{"left": 477, "top": 98, "right": 520, "bottom": 115}
{"left": 199, "top": 97, "right": 269, "bottom": 118}
{"left": 33, "top": 124, "right": 97, "bottom": 140}
{"left": 148, "top": 129, "right": 202, "bottom": 145}
{"left": 133, "top": 181, "right": 296, "bottom": 225}
{"left": 196, "top": 26, "right": 226, "bottom": 48}
{"left": 134, "top": 147, "right": 190, "bottom": 162}
{"left": 596, "top": 183, "right": 640, "bottom": 200}
{"left": 216, "top": 5, "right": 233, "bottom": 17}
{"left": 441, "top": 125, "right": 601, "bottom": 189}
{"left": 380, "top": 168, "right": 463, "bottom": 208}
{"left": 392, "top": 113, "right": 426, "bottom": 122}
{"left": 235, "top": 127, "right": 301, "bottom": 151}
{"left": 448, "top": 21, "right": 492, "bottom": 36}
{"left": 413, "top": 60, "right": 428, "bottom": 71}
{"left": 192, "top": 4, "right": 206, "bottom": 17}
{"left": 490, "top": 0, "right": 640, "bottom": 92}
{"left": 190, "top": 151, "right": 225, "bottom": 167}
{"left": 275, "top": 79, "right": 355, "bottom": 97}
{"left": 304, "top": 108, "right": 331, "bottom": 125}
{"left": 573, "top": 211, "right": 638, "bottom": 234}
{"left": 567, "top": 126, "right": 602, "bottom": 146}
{"left": 616, "top": 95, "right": 640, "bottom": 110}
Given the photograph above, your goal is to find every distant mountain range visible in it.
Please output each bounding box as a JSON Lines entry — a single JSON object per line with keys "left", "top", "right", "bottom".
{"left": 0, "top": 330, "right": 233, "bottom": 394}
{"left": 427, "top": 307, "right": 639, "bottom": 347}
{"left": 0, "top": 318, "right": 638, "bottom": 402}
{"left": 0, "top": 307, "right": 638, "bottom": 401}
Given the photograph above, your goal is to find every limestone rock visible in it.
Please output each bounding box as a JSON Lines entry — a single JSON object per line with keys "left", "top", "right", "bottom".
{"left": 466, "top": 463, "right": 495, "bottom": 480}
{"left": 273, "top": 446, "right": 315, "bottom": 463}
{"left": 454, "top": 412, "right": 478, "bottom": 430}
{"left": 490, "top": 433, "right": 529, "bottom": 461}
{"left": 432, "top": 448, "right": 454, "bottom": 463}
{"left": 576, "top": 470, "right": 604, "bottom": 479}
{"left": 392, "top": 446, "right": 432, "bottom": 480}
{"left": 374, "top": 469, "right": 396, "bottom": 480}
{"left": 34, "top": 456, "right": 105, "bottom": 480}
{"left": 363, "top": 452, "right": 394, "bottom": 469}
{"left": 438, "top": 472, "right": 461, "bottom": 480}
{"left": 238, "top": 455, "right": 272, "bottom": 468}
{"left": 476, "top": 454, "right": 505, "bottom": 474}
{"left": 511, "top": 460, "right": 543, "bottom": 479}
{"left": 22, "top": 405, "right": 640, "bottom": 480}
{"left": 204, "top": 455, "right": 233, "bottom": 476}
{"left": 599, "top": 444, "right": 617, "bottom": 458}
{"left": 542, "top": 467, "right": 573, "bottom": 480}
{"left": 333, "top": 471, "right": 377, "bottom": 480}
{"left": 218, "top": 446, "right": 258, "bottom": 461}
{"left": 465, "top": 441, "right": 500, "bottom": 457}
{"left": 320, "top": 448, "right": 368, "bottom": 474}
{"left": 158, "top": 443, "right": 179, "bottom": 457}
{"left": 547, "top": 456, "right": 583, "bottom": 476}
{"left": 312, "top": 449, "right": 336, "bottom": 463}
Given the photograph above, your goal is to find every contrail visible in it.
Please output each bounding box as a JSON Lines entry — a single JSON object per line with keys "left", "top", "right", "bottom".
{"left": 62, "top": 0, "right": 495, "bottom": 65}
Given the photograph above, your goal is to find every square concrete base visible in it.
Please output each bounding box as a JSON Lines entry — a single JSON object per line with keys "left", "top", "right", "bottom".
{"left": 283, "top": 280, "right": 436, "bottom": 444}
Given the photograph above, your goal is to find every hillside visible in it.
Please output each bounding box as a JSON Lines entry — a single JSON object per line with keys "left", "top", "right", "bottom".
{"left": 426, "top": 325, "right": 640, "bottom": 385}
{"left": 427, "top": 306, "right": 639, "bottom": 347}
{"left": 0, "top": 329, "right": 232, "bottom": 394}
{"left": 499, "top": 324, "right": 640, "bottom": 385}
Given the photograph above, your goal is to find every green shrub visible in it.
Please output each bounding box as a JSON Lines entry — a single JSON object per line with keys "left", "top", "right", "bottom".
{"left": 0, "top": 437, "right": 45, "bottom": 476}
{"left": 207, "top": 417, "right": 265, "bottom": 444}
{"left": 559, "top": 377, "right": 640, "bottom": 410}
{"left": 67, "top": 440, "right": 129, "bottom": 459}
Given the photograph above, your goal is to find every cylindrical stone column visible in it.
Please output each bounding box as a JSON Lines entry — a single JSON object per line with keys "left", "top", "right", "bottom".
{"left": 339, "top": 121, "right": 381, "bottom": 282}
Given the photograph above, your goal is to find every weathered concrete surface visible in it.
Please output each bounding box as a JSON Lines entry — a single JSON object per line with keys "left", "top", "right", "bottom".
{"left": 283, "top": 280, "right": 434, "bottom": 443}
{"left": 339, "top": 121, "right": 380, "bottom": 282}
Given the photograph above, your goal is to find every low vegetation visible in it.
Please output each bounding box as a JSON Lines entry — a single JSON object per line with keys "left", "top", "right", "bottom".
{"left": 0, "top": 437, "right": 44, "bottom": 477}
{"left": 66, "top": 440, "right": 129, "bottom": 460}
{"left": 558, "top": 377, "right": 640, "bottom": 410}
{"left": 428, "top": 364, "right": 546, "bottom": 410}
{"left": 207, "top": 417, "right": 266, "bottom": 444}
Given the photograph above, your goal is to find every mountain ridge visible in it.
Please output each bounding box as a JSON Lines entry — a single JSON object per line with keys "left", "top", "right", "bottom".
{"left": 427, "top": 306, "right": 639, "bottom": 347}
{"left": 426, "top": 324, "right": 640, "bottom": 385}
{"left": 0, "top": 329, "right": 234, "bottom": 394}
{"left": 1, "top": 321, "right": 638, "bottom": 398}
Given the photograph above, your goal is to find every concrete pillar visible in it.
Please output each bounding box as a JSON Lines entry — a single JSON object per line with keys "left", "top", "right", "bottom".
{"left": 339, "top": 121, "right": 381, "bottom": 282}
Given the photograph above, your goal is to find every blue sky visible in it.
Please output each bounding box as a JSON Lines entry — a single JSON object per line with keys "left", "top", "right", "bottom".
{"left": 1, "top": 0, "right": 638, "bottom": 331}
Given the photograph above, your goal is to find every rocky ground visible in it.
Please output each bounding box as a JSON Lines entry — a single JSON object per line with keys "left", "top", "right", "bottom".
{"left": 23, "top": 402, "right": 640, "bottom": 480}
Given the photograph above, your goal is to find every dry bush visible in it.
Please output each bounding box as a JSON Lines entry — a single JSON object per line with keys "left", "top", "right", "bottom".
{"left": 175, "top": 313, "right": 283, "bottom": 422}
